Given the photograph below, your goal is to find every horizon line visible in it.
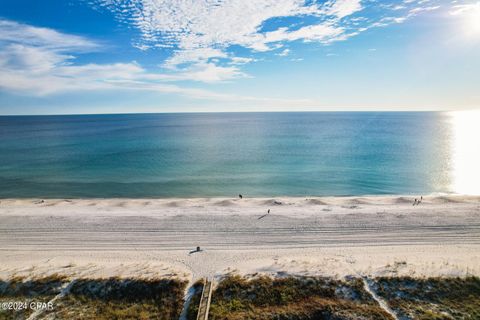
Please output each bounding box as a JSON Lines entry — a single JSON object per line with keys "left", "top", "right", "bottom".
{"left": 1, "top": 109, "right": 477, "bottom": 117}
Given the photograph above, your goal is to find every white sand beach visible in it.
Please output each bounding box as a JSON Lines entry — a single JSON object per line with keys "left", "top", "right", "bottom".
{"left": 0, "top": 195, "right": 479, "bottom": 282}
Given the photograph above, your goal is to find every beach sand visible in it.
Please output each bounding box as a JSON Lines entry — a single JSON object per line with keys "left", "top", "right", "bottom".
{"left": 0, "top": 195, "right": 479, "bottom": 282}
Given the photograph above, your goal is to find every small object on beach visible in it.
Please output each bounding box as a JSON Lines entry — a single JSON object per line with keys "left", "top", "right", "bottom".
{"left": 189, "top": 246, "right": 202, "bottom": 254}
{"left": 239, "top": 194, "right": 243, "bottom": 199}
{"left": 268, "top": 209, "right": 270, "bottom": 214}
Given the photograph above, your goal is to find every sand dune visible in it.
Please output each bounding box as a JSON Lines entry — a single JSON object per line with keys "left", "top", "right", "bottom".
{"left": 392, "top": 197, "right": 413, "bottom": 204}
{"left": 0, "top": 195, "right": 479, "bottom": 282}
{"left": 214, "top": 199, "right": 236, "bottom": 206}
{"left": 304, "top": 198, "right": 329, "bottom": 205}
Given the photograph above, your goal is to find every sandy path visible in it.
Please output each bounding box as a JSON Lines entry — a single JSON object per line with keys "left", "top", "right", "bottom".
{"left": 362, "top": 278, "right": 399, "bottom": 320}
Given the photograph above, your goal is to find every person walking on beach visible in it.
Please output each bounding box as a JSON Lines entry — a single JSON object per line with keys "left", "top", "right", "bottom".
{"left": 239, "top": 194, "right": 243, "bottom": 199}
{"left": 258, "top": 209, "right": 271, "bottom": 220}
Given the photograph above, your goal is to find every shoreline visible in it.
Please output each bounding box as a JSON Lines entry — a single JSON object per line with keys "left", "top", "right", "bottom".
{"left": 1, "top": 194, "right": 479, "bottom": 207}
{"left": 1, "top": 193, "right": 476, "bottom": 200}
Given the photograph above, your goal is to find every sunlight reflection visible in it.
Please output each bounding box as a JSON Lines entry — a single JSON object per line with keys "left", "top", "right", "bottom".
{"left": 450, "top": 110, "right": 480, "bottom": 194}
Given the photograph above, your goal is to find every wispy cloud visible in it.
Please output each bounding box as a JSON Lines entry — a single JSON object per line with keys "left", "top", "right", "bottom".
{"left": 277, "top": 48, "right": 291, "bottom": 56}
{"left": 449, "top": 1, "right": 480, "bottom": 16}
{"left": 0, "top": 20, "right": 100, "bottom": 51}
{"left": 0, "top": 1, "right": 449, "bottom": 102}
{"left": 0, "top": 19, "right": 309, "bottom": 106}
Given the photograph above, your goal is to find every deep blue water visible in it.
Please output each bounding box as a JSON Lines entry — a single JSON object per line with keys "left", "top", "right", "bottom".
{"left": 0, "top": 112, "right": 454, "bottom": 198}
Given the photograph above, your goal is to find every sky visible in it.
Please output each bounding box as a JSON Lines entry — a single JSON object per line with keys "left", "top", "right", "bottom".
{"left": 0, "top": 0, "right": 479, "bottom": 115}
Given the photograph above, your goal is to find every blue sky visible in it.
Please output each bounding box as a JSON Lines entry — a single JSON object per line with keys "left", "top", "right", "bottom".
{"left": 0, "top": 0, "right": 479, "bottom": 114}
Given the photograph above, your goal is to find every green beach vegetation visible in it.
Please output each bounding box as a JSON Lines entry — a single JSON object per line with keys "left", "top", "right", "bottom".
{"left": 188, "top": 274, "right": 393, "bottom": 320}
{"left": 0, "top": 276, "right": 187, "bottom": 320}
{"left": 188, "top": 275, "right": 480, "bottom": 320}
{"left": 0, "top": 274, "right": 68, "bottom": 319}
{"left": 372, "top": 276, "right": 480, "bottom": 319}
{"left": 2, "top": 274, "right": 479, "bottom": 319}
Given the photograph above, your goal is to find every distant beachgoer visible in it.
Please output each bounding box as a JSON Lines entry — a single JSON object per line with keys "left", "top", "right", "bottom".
{"left": 239, "top": 194, "right": 243, "bottom": 199}
{"left": 268, "top": 209, "right": 270, "bottom": 214}
{"left": 413, "top": 198, "right": 417, "bottom": 206}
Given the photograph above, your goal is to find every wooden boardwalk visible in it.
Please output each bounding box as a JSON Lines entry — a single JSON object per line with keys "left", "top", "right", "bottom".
{"left": 196, "top": 278, "right": 213, "bottom": 320}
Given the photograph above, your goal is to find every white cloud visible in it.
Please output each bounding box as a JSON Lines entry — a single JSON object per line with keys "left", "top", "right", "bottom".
{"left": 277, "top": 48, "right": 291, "bottom": 56}
{"left": 449, "top": 2, "right": 480, "bottom": 15}
{"left": 90, "top": 0, "right": 445, "bottom": 77}
{"left": 155, "top": 62, "right": 247, "bottom": 82}
{"left": 0, "top": 44, "right": 298, "bottom": 103}
{"left": 0, "top": 19, "right": 309, "bottom": 107}
{"left": 87, "top": 0, "right": 368, "bottom": 82}
{"left": 92, "top": 0, "right": 364, "bottom": 67}
{"left": 0, "top": 0, "right": 449, "bottom": 102}
{"left": 164, "top": 47, "right": 227, "bottom": 68}
{"left": 325, "top": 0, "right": 362, "bottom": 18}
{"left": 362, "top": 2, "right": 441, "bottom": 30}
{"left": 230, "top": 57, "right": 255, "bottom": 65}
{"left": 0, "top": 20, "right": 99, "bottom": 52}
{"left": 262, "top": 23, "right": 345, "bottom": 45}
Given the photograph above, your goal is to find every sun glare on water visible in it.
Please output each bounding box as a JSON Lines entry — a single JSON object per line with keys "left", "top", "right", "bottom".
{"left": 450, "top": 110, "right": 480, "bottom": 195}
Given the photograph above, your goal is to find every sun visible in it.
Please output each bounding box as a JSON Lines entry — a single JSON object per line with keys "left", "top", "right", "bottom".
{"left": 465, "top": 3, "right": 480, "bottom": 35}
{"left": 455, "top": 2, "right": 480, "bottom": 39}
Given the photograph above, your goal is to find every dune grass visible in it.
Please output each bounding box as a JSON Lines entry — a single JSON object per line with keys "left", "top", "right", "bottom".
{"left": 0, "top": 276, "right": 187, "bottom": 320}
{"left": 46, "top": 277, "right": 187, "bottom": 320}
{"left": 0, "top": 274, "right": 68, "bottom": 320}
{"left": 190, "top": 275, "right": 393, "bottom": 320}
{"left": 3, "top": 274, "right": 478, "bottom": 319}
{"left": 372, "top": 276, "right": 480, "bottom": 320}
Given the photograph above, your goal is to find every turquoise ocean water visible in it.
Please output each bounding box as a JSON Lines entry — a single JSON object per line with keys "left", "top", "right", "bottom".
{"left": 0, "top": 112, "right": 455, "bottom": 198}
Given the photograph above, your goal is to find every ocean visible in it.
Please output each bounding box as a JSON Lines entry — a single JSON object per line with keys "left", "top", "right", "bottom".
{"left": 0, "top": 112, "right": 461, "bottom": 198}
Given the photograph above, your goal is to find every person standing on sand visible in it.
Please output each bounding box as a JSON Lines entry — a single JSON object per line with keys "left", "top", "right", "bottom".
{"left": 239, "top": 194, "right": 243, "bottom": 199}
{"left": 416, "top": 196, "right": 423, "bottom": 205}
